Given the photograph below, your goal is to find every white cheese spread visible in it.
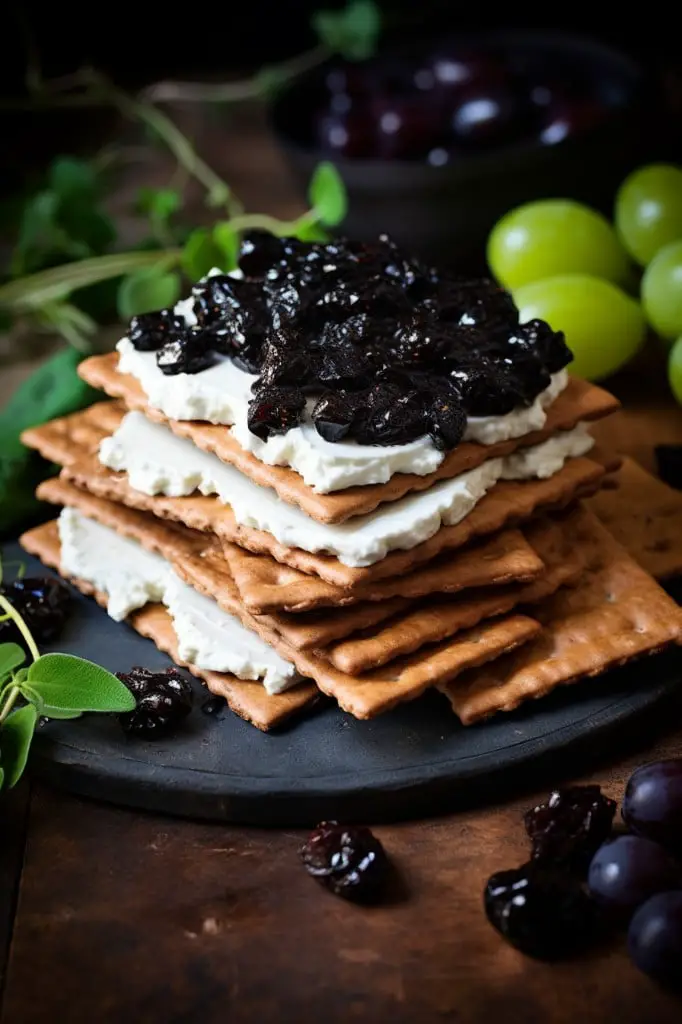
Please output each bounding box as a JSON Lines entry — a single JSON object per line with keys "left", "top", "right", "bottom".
{"left": 99, "top": 413, "right": 594, "bottom": 567}
{"left": 57, "top": 509, "right": 299, "bottom": 694}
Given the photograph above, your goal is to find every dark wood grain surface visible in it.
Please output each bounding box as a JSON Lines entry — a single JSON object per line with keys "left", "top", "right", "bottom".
{"left": 2, "top": 107, "right": 682, "bottom": 1024}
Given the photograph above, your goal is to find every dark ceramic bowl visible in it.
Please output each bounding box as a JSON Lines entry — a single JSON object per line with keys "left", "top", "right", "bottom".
{"left": 270, "top": 31, "right": 657, "bottom": 272}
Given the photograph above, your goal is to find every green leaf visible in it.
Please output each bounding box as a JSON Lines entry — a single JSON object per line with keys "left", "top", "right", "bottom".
{"left": 117, "top": 268, "right": 181, "bottom": 319}
{"left": 293, "top": 221, "right": 331, "bottom": 243}
{"left": 27, "top": 653, "right": 136, "bottom": 713}
{"left": 312, "top": 0, "right": 381, "bottom": 61}
{"left": 308, "top": 162, "right": 348, "bottom": 227}
{"left": 11, "top": 191, "right": 89, "bottom": 276}
{"left": 212, "top": 222, "right": 239, "bottom": 271}
{"left": 0, "top": 348, "right": 99, "bottom": 536}
{"left": 181, "top": 228, "right": 227, "bottom": 281}
{"left": 0, "top": 765, "right": 4, "bottom": 789}
{"left": 0, "top": 704, "right": 37, "bottom": 788}
{"left": 0, "top": 643, "right": 25, "bottom": 682}
{"left": 136, "top": 187, "right": 182, "bottom": 224}
{"left": 49, "top": 157, "right": 97, "bottom": 203}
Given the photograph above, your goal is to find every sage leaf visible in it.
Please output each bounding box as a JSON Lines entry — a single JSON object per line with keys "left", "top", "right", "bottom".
{"left": 181, "top": 228, "right": 226, "bottom": 281}
{"left": 117, "top": 268, "right": 181, "bottom": 319}
{"left": 0, "top": 642, "right": 25, "bottom": 681}
{"left": 213, "top": 222, "right": 239, "bottom": 271}
{"left": 136, "top": 187, "right": 182, "bottom": 224}
{"left": 308, "top": 162, "right": 348, "bottom": 227}
{"left": 0, "top": 704, "right": 37, "bottom": 788}
{"left": 27, "top": 653, "right": 136, "bottom": 713}
{"left": 49, "top": 157, "right": 97, "bottom": 203}
{"left": 293, "top": 221, "right": 330, "bottom": 243}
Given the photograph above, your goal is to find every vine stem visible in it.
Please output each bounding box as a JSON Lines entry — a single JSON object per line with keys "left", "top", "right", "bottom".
{"left": 0, "top": 686, "right": 21, "bottom": 725}
{"left": 142, "top": 44, "right": 330, "bottom": 104}
{"left": 0, "top": 595, "right": 40, "bottom": 663}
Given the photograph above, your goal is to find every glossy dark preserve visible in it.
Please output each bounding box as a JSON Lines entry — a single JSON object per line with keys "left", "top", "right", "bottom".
{"left": 0, "top": 576, "right": 72, "bottom": 647}
{"left": 128, "top": 233, "right": 572, "bottom": 449}
{"left": 300, "top": 821, "right": 389, "bottom": 902}
{"left": 524, "top": 784, "right": 617, "bottom": 873}
{"left": 484, "top": 863, "right": 599, "bottom": 959}
{"left": 116, "top": 666, "right": 194, "bottom": 739}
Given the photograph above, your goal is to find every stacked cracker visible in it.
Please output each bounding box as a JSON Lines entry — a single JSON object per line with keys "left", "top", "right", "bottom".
{"left": 19, "top": 341, "right": 682, "bottom": 732}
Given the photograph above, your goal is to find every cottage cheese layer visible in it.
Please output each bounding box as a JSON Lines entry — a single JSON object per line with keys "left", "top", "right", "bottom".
{"left": 100, "top": 413, "right": 594, "bottom": 568}
{"left": 116, "top": 315, "right": 569, "bottom": 492}
{"left": 57, "top": 508, "right": 299, "bottom": 694}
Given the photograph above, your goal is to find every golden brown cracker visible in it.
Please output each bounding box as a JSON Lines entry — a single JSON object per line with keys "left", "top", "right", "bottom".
{"left": 23, "top": 399, "right": 607, "bottom": 587}
{"left": 441, "top": 507, "right": 682, "bottom": 725}
{"left": 22, "top": 515, "right": 540, "bottom": 720}
{"left": 220, "top": 527, "right": 544, "bottom": 613}
{"left": 327, "top": 512, "right": 585, "bottom": 673}
{"left": 19, "top": 521, "right": 319, "bottom": 732}
{"left": 586, "top": 455, "right": 682, "bottom": 580}
{"left": 78, "top": 352, "right": 619, "bottom": 523}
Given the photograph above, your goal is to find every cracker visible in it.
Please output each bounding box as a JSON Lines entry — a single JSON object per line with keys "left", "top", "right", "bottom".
{"left": 327, "top": 511, "right": 585, "bottom": 673}
{"left": 36, "top": 475, "right": 546, "bottom": 614}
{"left": 25, "top": 500, "right": 541, "bottom": 719}
{"left": 22, "top": 400, "right": 608, "bottom": 588}
{"left": 19, "top": 521, "right": 319, "bottom": 731}
{"left": 220, "top": 527, "right": 544, "bottom": 613}
{"left": 586, "top": 456, "right": 682, "bottom": 580}
{"left": 441, "top": 507, "right": 682, "bottom": 725}
{"left": 78, "top": 353, "right": 619, "bottom": 523}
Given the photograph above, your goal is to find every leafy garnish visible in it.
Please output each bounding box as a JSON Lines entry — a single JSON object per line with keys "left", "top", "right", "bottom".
{"left": 0, "top": 585, "right": 136, "bottom": 791}
{"left": 309, "top": 162, "right": 348, "bottom": 227}
{"left": 117, "top": 267, "right": 182, "bottom": 319}
{"left": 313, "top": 0, "right": 381, "bottom": 61}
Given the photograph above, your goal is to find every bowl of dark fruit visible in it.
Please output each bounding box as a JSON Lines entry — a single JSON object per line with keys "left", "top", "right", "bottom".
{"left": 270, "top": 31, "right": 655, "bottom": 271}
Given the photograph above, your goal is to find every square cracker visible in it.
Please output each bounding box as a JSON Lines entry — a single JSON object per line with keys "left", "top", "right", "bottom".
{"left": 586, "top": 455, "right": 682, "bottom": 580}
{"left": 220, "top": 527, "right": 543, "bottom": 613}
{"left": 23, "top": 493, "right": 541, "bottom": 719}
{"left": 19, "top": 521, "right": 319, "bottom": 732}
{"left": 440, "top": 506, "right": 682, "bottom": 725}
{"left": 326, "top": 510, "right": 585, "bottom": 674}
{"left": 21, "top": 399, "right": 608, "bottom": 588}
{"left": 36, "top": 476, "right": 545, "bottom": 614}
{"left": 77, "top": 352, "right": 619, "bottom": 523}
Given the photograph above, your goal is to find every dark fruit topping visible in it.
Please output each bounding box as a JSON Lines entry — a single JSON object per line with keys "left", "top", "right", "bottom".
{"left": 125, "top": 232, "right": 571, "bottom": 452}
{"left": 300, "top": 821, "right": 389, "bottom": 903}
{"left": 247, "top": 386, "right": 306, "bottom": 441}
{"left": 116, "top": 666, "right": 193, "bottom": 738}
{"left": 524, "top": 785, "right": 617, "bottom": 873}
{"left": 484, "top": 862, "right": 600, "bottom": 960}
{"left": 0, "top": 576, "right": 72, "bottom": 646}
{"left": 201, "top": 695, "right": 226, "bottom": 716}
{"left": 156, "top": 328, "right": 216, "bottom": 376}
{"left": 128, "top": 309, "right": 185, "bottom": 351}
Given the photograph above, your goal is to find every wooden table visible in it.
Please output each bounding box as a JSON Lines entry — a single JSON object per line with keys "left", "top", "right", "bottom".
{"left": 2, "top": 108, "right": 682, "bottom": 1024}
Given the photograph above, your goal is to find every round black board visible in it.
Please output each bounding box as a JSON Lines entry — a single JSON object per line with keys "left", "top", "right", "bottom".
{"left": 4, "top": 541, "right": 682, "bottom": 825}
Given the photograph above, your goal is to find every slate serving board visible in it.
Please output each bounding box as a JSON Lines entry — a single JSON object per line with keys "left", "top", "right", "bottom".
{"left": 4, "top": 541, "right": 681, "bottom": 825}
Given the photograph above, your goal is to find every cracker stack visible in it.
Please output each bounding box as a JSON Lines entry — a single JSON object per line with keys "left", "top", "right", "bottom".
{"left": 19, "top": 342, "right": 682, "bottom": 732}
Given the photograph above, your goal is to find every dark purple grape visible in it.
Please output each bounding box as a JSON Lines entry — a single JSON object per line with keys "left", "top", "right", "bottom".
{"left": 117, "top": 666, "right": 193, "bottom": 738}
{"left": 247, "top": 386, "right": 306, "bottom": 441}
{"left": 450, "top": 85, "right": 531, "bottom": 149}
{"left": 622, "top": 760, "right": 682, "bottom": 857}
{"left": 628, "top": 891, "right": 682, "bottom": 991}
{"left": 314, "top": 109, "right": 376, "bottom": 159}
{"left": 156, "top": 328, "right": 215, "bottom": 376}
{"left": 524, "top": 785, "right": 617, "bottom": 874}
{"left": 258, "top": 330, "right": 313, "bottom": 388}
{"left": 539, "top": 98, "right": 604, "bottom": 146}
{"left": 0, "top": 576, "right": 71, "bottom": 646}
{"left": 300, "top": 821, "right": 388, "bottom": 903}
{"left": 312, "top": 391, "right": 364, "bottom": 443}
{"left": 587, "top": 835, "right": 682, "bottom": 914}
{"left": 484, "top": 862, "right": 600, "bottom": 960}
{"left": 128, "top": 308, "right": 185, "bottom": 351}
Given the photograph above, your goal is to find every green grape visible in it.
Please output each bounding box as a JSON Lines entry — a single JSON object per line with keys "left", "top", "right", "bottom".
{"left": 641, "top": 240, "right": 682, "bottom": 341}
{"left": 615, "top": 164, "right": 682, "bottom": 266}
{"left": 514, "top": 274, "right": 646, "bottom": 381}
{"left": 667, "top": 334, "right": 682, "bottom": 404}
{"left": 487, "top": 199, "right": 631, "bottom": 291}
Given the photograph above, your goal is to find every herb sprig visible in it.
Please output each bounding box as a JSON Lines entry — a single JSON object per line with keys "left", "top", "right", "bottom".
{"left": 0, "top": 586, "right": 135, "bottom": 791}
